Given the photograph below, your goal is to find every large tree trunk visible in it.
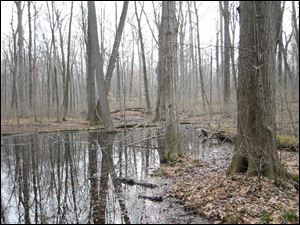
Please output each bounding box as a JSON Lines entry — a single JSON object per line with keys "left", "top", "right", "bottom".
{"left": 159, "top": 1, "right": 184, "bottom": 162}
{"left": 227, "top": 2, "right": 281, "bottom": 180}
{"left": 88, "top": 1, "right": 115, "bottom": 132}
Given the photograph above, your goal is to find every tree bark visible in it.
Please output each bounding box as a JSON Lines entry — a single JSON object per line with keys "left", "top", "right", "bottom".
{"left": 194, "top": 1, "right": 209, "bottom": 112}
{"left": 227, "top": 1, "right": 281, "bottom": 180}
{"left": 61, "top": 1, "right": 74, "bottom": 121}
{"left": 88, "top": 1, "right": 115, "bottom": 132}
{"left": 135, "top": 2, "right": 151, "bottom": 113}
{"left": 159, "top": 1, "right": 184, "bottom": 162}
{"left": 105, "top": 1, "right": 129, "bottom": 94}
{"left": 28, "top": 1, "right": 33, "bottom": 111}
{"left": 223, "top": 1, "right": 231, "bottom": 115}
{"left": 16, "top": 1, "right": 25, "bottom": 115}
{"left": 86, "top": 5, "right": 96, "bottom": 122}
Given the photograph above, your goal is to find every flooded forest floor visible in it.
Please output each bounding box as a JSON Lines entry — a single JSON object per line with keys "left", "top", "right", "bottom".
{"left": 1, "top": 107, "right": 299, "bottom": 224}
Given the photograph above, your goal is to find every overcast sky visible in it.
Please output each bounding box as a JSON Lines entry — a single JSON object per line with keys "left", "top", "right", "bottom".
{"left": 0, "top": 1, "right": 296, "bottom": 60}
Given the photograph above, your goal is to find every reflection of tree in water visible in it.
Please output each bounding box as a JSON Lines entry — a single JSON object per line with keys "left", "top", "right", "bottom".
{"left": 62, "top": 133, "right": 79, "bottom": 223}
{"left": 88, "top": 131, "right": 101, "bottom": 223}
{"left": 1, "top": 129, "right": 162, "bottom": 224}
{"left": 157, "top": 128, "right": 167, "bottom": 163}
{"left": 13, "top": 136, "right": 31, "bottom": 224}
{"left": 88, "top": 131, "right": 130, "bottom": 224}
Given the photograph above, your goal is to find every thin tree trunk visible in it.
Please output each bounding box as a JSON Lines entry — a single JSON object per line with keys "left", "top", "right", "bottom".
{"left": 105, "top": 1, "right": 129, "bottom": 94}
{"left": 16, "top": 1, "right": 25, "bottom": 116}
{"left": 223, "top": 1, "right": 231, "bottom": 115}
{"left": 219, "top": 1, "right": 224, "bottom": 111}
{"left": 135, "top": 2, "right": 151, "bottom": 113}
{"left": 187, "top": 2, "right": 195, "bottom": 112}
{"left": 194, "top": 1, "right": 209, "bottom": 112}
{"left": 28, "top": 1, "right": 33, "bottom": 112}
{"left": 32, "top": 4, "right": 37, "bottom": 121}
{"left": 129, "top": 33, "right": 134, "bottom": 101}
{"left": 61, "top": 1, "right": 74, "bottom": 121}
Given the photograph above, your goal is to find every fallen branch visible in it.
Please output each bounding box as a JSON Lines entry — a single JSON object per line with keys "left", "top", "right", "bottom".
{"left": 110, "top": 107, "right": 145, "bottom": 114}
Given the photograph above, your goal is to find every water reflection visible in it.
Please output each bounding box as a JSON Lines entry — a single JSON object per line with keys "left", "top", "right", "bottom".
{"left": 1, "top": 126, "right": 232, "bottom": 224}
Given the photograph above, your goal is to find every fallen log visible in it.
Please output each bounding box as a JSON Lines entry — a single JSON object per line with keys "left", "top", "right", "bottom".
{"left": 115, "top": 177, "right": 158, "bottom": 189}
{"left": 138, "top": 195, "right": 163, "bottom": 202}
{"left": 201, "top": 128, "right": 299, "bottom": 152}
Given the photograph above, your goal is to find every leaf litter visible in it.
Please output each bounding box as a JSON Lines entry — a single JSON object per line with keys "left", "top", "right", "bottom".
{"left": 159, "top": 148, "right": 299, "bottom": 224}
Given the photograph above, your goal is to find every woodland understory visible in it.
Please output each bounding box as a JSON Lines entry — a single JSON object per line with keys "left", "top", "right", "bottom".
{"left": 1, "top": 1, "right": 299, "bottom": 224}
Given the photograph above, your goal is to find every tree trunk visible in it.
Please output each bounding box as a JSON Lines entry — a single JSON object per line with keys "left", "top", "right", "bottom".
{"left": 178, "top": 1, "right": 186, "bottom": 111}
{"left": 291, "top": 1, "right": 299, "bottom": 100}
{"left": 194, "top": 1, "right": 209, "bottom": 112}
{"left": 47, "top": 2, "right": 59, "bottom": 121}
{"left": 227, "top": 2, "right": 281, "bottom": 180}
{"left": 135, "top": 2, "right": 151, "bottom": 113}
{"left": 187, "top": 2, "right": 195, "bottom": 112}
{"left": 88, "top": 1, "right": 115, "bottom": 132}
{"left": 28, "top": 1, "right": 33, "bottom": 111}
{"left": 61, "top": 1, "right": 74, "bottom": 121}
{"left": 33, "top": 3, "right": 37, "bottom": 121}
{"left": 216, "top": 23, "right": 220, "bottom": 105}
{"left": 11, "top": 26, "right": 19, "bottom": 123}
{"left": 219, "top": 1, "right": 224, "bottom": 110}
{"left": 129, "top": 33, "right": 134, "bottom": 101}
{"left": 223, "top": 1, "right": 231, "bottom": 115}
{"left": 105, "top": 1, "right": 129, "bottom": 94}
{"left": 159, "top": 1, "right": 184, "bottom": 162}
{"left": 16, "top": 1, "right": 25, "bottom": 116}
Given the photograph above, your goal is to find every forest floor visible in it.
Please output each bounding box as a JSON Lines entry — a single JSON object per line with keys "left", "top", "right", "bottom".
{"left": 158, "top": 150, "right": 299, "bottom": 224}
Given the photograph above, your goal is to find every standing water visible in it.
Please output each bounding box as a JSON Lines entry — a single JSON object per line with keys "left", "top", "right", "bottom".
{"left": 1, "top": 125, "right": 232, "bottom": 224}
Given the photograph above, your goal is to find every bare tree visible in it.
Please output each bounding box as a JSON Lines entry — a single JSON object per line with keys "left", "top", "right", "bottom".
{"left": 194, "top": 1, "right": 209, "bottom": 112}
{"left": 291, "top": 1, "right": 299, "bottom": 99}
{"left": 46, "top": 1, "right": 59, "bottom": 121}
{"left": 159, "top": 1, "right": 184, "bottom": 162}
{"left": 86, "top": 3, "right": 96, "bottom": 122}
{"left": 61, "top": 1, "right": 74, "bottom": 121}
{"left": 229, "top": 2, "right": 238, "bottom": 94}
{"left": 135, "top": 1, "right": 151, "bottom": 113}
{"left": 28, "top": 1, "right": 33, "bottom": 112}
{"left": 88, "top": 1, "right": 115, "bottom": 132}
{"left": 16, "top": 1, "right": 25, "bottom": 115}
{"left": 222, "top": 1, "right": 231, "bottom": 115}
{"left": 227, "top": 1, "right": 282, "bottom": 180}
{"left": 104, "top": 1, "right": 129, "bottom": 94}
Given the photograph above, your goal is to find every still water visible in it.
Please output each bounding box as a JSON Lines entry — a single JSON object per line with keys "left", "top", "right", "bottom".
{"left": 1, "top": 126, "right": 232, "bottom": 224}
